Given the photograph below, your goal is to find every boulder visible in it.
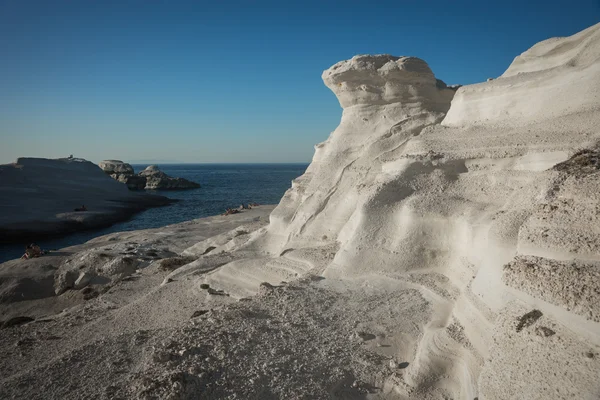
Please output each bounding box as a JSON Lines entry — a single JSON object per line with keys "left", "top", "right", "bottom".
{"left": 115, "top": 174, "right": 147, "bottom": 190}
{"left": 73, "top": 271, "right": 95, "bottom": 290}
{"left": 99, "top": 160, "right": 147, "bottom": 190}
{"left": 100, "top": 256, "right": 139, "bottom": 278}
{"left": 138, "top": 165, "right": 201, "bottom": 190}
{"left": 54, "top": 268, "right": 79, "bottom": 295}
{"left": 98, "top": 160, "right": 134, "bottom": 175}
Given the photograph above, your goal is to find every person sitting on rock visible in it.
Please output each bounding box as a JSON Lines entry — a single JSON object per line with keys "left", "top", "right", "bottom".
{"left": 21, "top": 243, "right": 45, "bottom": 259}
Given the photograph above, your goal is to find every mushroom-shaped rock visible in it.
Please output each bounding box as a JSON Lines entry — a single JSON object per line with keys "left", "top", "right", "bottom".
{"left": 322, "top": 55, "right": 455, "bottom": 111}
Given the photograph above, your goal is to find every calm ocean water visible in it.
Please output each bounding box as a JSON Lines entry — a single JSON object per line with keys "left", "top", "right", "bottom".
{"left": 0, "top": 163, "right": 308, "bottom": 263}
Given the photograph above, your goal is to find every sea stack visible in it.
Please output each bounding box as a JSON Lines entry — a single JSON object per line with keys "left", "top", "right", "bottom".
{"left": 98, "top": 160, "right": 146, "bottom": 190}
{"left": 138, "top": 165, "right": 201, "bottom": 190}
{"left": 98, "top": 161, "right": 201, "bottom": 190}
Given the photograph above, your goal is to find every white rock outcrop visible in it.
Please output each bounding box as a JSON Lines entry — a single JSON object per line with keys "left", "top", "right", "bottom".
{"left": 443, "top": 23, "right": 600, "bottom": 126}
{"left": 181, "top": 24, "right": 600, "bottom": 399}
{"left": 98, "top": 160, "right": 135, "bottom": 175}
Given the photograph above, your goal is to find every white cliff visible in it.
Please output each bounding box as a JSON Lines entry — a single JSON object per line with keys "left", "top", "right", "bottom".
{"left": 185, "top": 24, "right": 600, "bottom": 399}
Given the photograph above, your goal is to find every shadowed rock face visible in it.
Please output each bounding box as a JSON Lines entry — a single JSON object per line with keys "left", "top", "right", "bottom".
{"left": 0, "top": 157, "right": 171, "bottom": 241}
{"left": 99, "top": 160, "right": 146, "bottom": 190}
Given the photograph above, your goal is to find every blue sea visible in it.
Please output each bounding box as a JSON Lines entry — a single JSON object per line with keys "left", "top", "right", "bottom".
{"left": 0, "top": 163, "right": 308, "bottom": 263}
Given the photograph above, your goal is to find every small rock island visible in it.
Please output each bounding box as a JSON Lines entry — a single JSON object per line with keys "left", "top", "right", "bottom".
{"left": 98, "top": 160, "right": 201, "bottom": 190}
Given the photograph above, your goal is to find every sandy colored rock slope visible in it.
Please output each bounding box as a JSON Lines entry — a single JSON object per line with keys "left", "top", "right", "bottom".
{"left": 2, "top": 23, "right": 600, "bottom": 400}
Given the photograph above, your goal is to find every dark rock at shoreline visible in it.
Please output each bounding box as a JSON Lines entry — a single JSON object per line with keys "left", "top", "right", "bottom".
{"left": 0, "top": 157, "right": 173, "bottom": 243}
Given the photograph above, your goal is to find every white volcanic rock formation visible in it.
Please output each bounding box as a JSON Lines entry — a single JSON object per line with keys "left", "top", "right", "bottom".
{"left": 181, "top": 24, "right": 600, "bottom": 399}
{"left": 444, "top": 23, "right": 600, "bottom": 126}
{"left": 1, "top": 24, "right": 600, "bottom": 400}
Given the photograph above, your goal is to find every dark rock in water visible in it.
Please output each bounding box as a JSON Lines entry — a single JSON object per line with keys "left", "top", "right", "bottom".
{"left": 138, "top": 165, "right": 201, "bottom": 190}
{"left": 99, "top": 160, "right": 147, "bottom": 190}
{"left": 99, "top": 161, "right": 200, "bottom": 191}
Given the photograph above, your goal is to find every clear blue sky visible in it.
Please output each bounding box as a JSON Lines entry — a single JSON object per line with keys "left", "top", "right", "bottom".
{"left": 1, "top": 1, "right": 599, "bottom": 164}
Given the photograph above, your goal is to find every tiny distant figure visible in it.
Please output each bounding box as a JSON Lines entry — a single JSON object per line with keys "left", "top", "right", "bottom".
{"left": 68, "top": 154, "right": 73, "bottom": 159}
{"left": 74, "top": 205, "right": 87, "bottom": 212}
{"left": 21, "top": 243, "right": 46, "bottom": 259}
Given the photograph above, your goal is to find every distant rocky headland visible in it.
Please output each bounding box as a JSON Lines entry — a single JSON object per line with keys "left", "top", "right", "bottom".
{"left": 99, "top": 160, "right": 201, "bottom": 190}
{"left": 0, "top": 157, "right": 174, "bottom": 242}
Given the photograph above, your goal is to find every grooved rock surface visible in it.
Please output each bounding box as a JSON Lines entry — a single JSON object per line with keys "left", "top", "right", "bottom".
{"left": 504, "top": 256, "right": 600, "bottom": 322}
{"left": 323, "top": 54, "right": 455, "bottom": 109}
{"left": 443, "top": 23, "right": 600, "bottom": 126}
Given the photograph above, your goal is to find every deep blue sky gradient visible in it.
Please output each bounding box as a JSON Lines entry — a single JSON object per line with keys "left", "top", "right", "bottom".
{"left": 1, "top": 0, "right": 599, "bottom": 163}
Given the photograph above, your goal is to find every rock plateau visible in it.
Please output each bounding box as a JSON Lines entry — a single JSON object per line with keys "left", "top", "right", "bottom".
{"left": 0, "top": 157, "right": 172, "bottom": 241}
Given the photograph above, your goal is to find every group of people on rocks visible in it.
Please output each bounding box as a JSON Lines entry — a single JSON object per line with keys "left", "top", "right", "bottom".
{"left": 222, "top": 202, "right": 260, "bottom": 216}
